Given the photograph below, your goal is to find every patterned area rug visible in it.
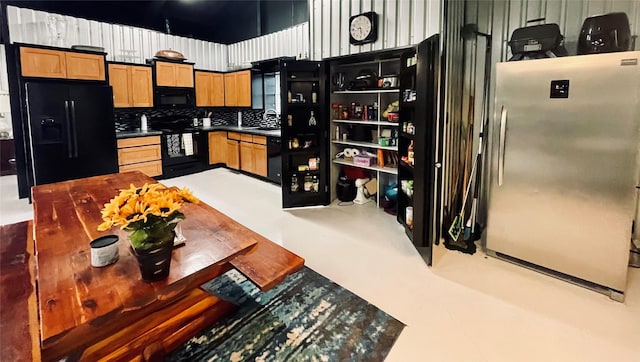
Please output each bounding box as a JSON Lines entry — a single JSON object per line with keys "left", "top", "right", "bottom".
{"left": 168, "top": 267, "right": 405, "bottom": 361}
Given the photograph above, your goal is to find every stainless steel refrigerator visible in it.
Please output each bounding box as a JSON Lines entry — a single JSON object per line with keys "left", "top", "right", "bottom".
{"left": 484, "top": 52, "right": 640, "bottom": 301}
{"left": 25, "top": 82, "right": 119, "bottom": 186}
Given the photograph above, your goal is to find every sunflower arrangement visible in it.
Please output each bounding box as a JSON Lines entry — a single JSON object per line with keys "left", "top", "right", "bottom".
{"left": 98, "top": 183, "right": 199, "bottom": 251}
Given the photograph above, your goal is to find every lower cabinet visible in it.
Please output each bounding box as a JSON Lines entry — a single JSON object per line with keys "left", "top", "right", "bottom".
{"left": 117, "top": 136, "right": 162, "bottom": 177}
{"left": 239, "top": 134, "right": 267, "bottom": 177}
{"left": 208, "top": 131, "right": 227, "bottom": 164}
{"left": 226, "top": 132, "right": 241, "bottom": 170}
{"left": 209, "top": 131, "right": 267, "bottom": 177}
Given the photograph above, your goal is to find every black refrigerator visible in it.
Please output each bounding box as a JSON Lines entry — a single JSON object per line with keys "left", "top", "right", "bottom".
{"left": 25, "top": 82, "right": 119, "bottom": 186}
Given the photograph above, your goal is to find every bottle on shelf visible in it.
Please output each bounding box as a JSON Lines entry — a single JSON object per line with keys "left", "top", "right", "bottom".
{"left": 291, "top": 173, "right": 299, "bottom": 192}
{"left": 308, "top": 110, "right": 317, "bottom": 126}
{"left": 311, "top": 83, "right": 318, "bottom": 104}
{"left": 408, "top": 140, "right": 415, "bottom": 166}
{"left": 287, "top": 85, "right": 292, "bottom": 104}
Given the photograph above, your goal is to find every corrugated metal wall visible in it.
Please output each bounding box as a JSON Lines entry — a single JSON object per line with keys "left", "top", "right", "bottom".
{"left": 227, "top": 22, "right": 309, "bottom": 68}
{"left": 6, "top": 5, "right": 228, "bottom": 71}
{"left": 464, "top": 0, "right": 640, "bottom": 226}
{"left": 308, "top": 0, "right": 441, "bottom": 59}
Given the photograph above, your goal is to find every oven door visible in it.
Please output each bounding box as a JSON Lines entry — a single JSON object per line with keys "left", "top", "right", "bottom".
{"left": 161, "top": 131, "right": 203, "bottom": 177}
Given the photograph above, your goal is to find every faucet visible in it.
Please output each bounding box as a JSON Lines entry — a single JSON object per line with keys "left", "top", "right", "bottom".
{"left": 263, "top": 109, "right": 280, "bottom": 127}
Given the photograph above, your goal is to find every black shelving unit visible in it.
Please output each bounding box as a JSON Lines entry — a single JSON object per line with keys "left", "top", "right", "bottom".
{"left": 280, "top": 60, "right": 330, "bottom": 208}
{"left": 397, "top": 34, "right": 441, "bottom": 265}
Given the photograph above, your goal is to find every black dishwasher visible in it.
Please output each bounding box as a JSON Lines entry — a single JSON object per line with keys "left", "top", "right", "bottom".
{"left": 267, "top": 137, "right": 282, "bottom": 184}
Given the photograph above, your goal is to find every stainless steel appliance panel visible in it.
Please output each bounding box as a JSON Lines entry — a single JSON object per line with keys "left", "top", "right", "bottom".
{"left": 486, "top": 52, "right": 640, "bottom": 292}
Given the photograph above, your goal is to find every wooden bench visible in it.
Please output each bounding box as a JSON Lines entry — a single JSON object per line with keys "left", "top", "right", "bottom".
{"left": 0, "top": 221, "right": 41, "bottom": 362}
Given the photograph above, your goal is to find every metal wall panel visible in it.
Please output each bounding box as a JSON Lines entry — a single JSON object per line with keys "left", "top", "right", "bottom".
{"left": 227, "top": 22, "right": 310, "bottom": 69}
{"left": 309, "top": 0, "right": 441, "bottom": 58}
{"left": 464, "top": 0, "right": 640, "bottom": 227}
{"left": 6, "top": 5, "right": 228, "bottom": 71}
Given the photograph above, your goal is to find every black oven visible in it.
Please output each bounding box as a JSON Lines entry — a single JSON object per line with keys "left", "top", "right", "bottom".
{"left": 153, "top": 116, "right": 205, "bottom": 178}
{"left": 154, "top": 87, "right": 195, "bottom": 108}
{"left": 160, "top": 130, "right": 205, "bottom": 178}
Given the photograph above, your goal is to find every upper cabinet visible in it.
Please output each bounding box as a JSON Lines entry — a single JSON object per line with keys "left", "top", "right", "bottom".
{"left": 20, "top": 46, "right": 105, "bottom": 81}
{"left": 224, "top": 70, "right": 251, "bottom": 107}
{"left": 195, "top": 71, "right": 225, "bottom": 107}
{"left": 108, "top": 63, "right": 153, "bottom": 108}
{"left": 154, "top": 61, "right": 194, "bottom": 87}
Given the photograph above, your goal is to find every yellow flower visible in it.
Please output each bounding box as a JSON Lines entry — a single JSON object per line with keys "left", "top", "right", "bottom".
{"left": 96, "top": 182, "right": 198, "bottom": 232}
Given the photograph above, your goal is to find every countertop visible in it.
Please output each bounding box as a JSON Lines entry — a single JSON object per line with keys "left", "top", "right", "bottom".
{"left": 116, "top": 126, "right": 281, "bottom": 139}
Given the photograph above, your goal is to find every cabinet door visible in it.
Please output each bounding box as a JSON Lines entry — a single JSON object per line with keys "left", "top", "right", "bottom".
{"left": 240, "top": 141, "right": 254, "bottom": 172}
{"left": 208, "top": 132, "right": 227, "bottom": 164}
{"left": 211, "top": 73, "right": 225, "bottom": 106}
{"left": 195, "top": 71, "right": 212, "bottom": 106}
{"left": 175, "top": 64, "right": 194, "bottom": 87}
{"left": 226, "top": 139, "right": 240, "bottom": 169}
{"left": 224, "top": 72, "right": 237, "bottom": 106}
{"left": 236, "top": 70, "right": 252, "bottom": 107}
{"left": 20, "top": 47, "right": 67, "bottom": 78}
{"left": 253, "top": 143, "right": 267, "bottom": 177}
{"left": 65, "top": 52, "right": 106, "bottom": 80}
{"left": 155, "top": 62, "right": 175, "bottom": 86}
{"left": 108, "top": 64, "right": 131, "bottom": 107}
{"left": 130, "top": 66, "right": 153, "bottom": 107}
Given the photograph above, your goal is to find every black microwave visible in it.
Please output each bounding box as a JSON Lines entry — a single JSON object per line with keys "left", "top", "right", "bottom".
{"left": 154, "top": 87, "right": 195, "bottom": 108}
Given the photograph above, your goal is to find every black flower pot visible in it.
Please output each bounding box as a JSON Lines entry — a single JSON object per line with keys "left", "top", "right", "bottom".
{"left": 131, "top": 232, "right": 175, "bottom": 282}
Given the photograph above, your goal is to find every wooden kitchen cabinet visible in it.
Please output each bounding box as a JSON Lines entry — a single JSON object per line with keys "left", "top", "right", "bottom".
{"left": 155, "top": 61, "right": 194, "bottom": 87}
{"left": 65, "top": 52, "right": 106, "bottom": 80}
{"left": 108, "top": 64, "right": 153, "bottom": 108}
{"left": 208, "top": 131, "right": 227, "bottom": 164}
{"left": 226, "top": 139, "right": 240, "bottom": 169}
{"left": 239, "top": 134, "right": 267, "bottom": 177}
{"left": 117, "top": 136, "right": 162, "bottom": 177}
{"left": 20, "top": 46, "right": 105, "bottom": 81}
{"left": 196, "top": 71, "right": 225, "bottom": 107}
{"left": 224, "top": 70, "right": 251, "bottom": 107}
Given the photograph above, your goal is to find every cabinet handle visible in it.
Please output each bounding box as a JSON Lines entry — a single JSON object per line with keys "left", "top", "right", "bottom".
{"left": 70, "top": 101, "right": 79, "bottom": 158}
{"left": 498, "top": 107, "right": 507, "bottom": 186}
{"left": 64, "top": 101, "right": 73, "bottom": 158}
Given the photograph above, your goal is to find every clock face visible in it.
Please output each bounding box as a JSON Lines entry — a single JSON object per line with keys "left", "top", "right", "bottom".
{"left": 350, "top": 15, "right": 372, "bottom": 42}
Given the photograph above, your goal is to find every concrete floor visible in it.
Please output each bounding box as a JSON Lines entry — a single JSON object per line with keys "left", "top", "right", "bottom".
{"left": 2, "top": 169, "right": 639, "bottom": 361}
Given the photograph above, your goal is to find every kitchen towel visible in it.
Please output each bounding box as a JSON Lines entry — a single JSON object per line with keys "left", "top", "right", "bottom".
{"left": 167, "top": 134, "right": 181, "bottom": 157}
{"left": 182, "top": 133, "right": 194, "bottom": 156}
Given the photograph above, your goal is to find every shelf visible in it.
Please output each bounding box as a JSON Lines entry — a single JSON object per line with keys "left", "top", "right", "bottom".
{"left": 332, "top": 88, "right": 399, "bottom": 94}
{"left": 285, "top": 102, "right": 321, "bottom": 107}
{"left": 332, "top": 119, "right": 398, "bottom": 126}
{"left": 285, "top": 147, "right": 320, "bottom": 153}
{"left": 287, "top": 77, "right": 318, "bottom": 82}
{"left": 332, "top": 159, "right": 398, "bottom": 175}
{"left": 332, "top": 139, "right": 398, "bottom": 151}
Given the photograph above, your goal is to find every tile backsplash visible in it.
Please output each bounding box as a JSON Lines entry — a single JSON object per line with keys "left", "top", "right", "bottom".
{"left": 114, "top": 108, "right": 277, "bottom": 131}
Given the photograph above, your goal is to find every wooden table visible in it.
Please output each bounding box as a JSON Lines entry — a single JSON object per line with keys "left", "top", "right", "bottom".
{"left": 31, "top": 171, "right": 303, "bottom": 361}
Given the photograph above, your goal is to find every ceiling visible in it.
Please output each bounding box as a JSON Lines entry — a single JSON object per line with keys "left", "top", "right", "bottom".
{"left": 3, "top": 0, "right": 309, "bottom": 44}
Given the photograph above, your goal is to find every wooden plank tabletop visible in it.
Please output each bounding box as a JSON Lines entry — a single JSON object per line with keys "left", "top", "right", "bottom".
{"left": 31, "top": 171, "right": 263, "bottom": 360}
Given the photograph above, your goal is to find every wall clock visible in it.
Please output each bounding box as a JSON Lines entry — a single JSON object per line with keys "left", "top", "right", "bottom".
{"left": 349, "top": 12, "right": 378, "bottom": 45}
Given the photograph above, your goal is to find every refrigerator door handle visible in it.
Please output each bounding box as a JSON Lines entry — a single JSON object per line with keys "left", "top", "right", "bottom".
{"left": 498, "top": 106, "right": 507, "bottom": 186}
{"left": 70, "top": 101, "right": 79, "bottom": 158}
{"left": 64, "top": 101, "right": 74, "bottom": 158}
